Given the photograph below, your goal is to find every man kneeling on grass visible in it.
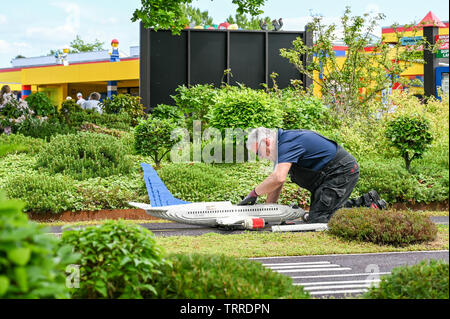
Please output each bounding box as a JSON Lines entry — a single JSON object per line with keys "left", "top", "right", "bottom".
{"left": 239, "top": 127, "right": 387, "bottom": 223}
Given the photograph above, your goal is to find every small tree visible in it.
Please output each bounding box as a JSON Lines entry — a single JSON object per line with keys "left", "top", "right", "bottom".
{"left": 280, "top": 6, "right": 435, "bottom": 118}
{"left": 385, "top": 115, "right": 433, "bottom": 171}
{"left": 134, "top": 117, "right": 181, "bottom": 168}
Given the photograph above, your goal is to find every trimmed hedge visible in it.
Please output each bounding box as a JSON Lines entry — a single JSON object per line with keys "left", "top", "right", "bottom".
{"left": 35, "top": 132, "right": 134, "bottom": 180}
{"left": 61, "top": 220, "right": 170, "bottom": 299}
{"left": 150, "top": 253, "right": 310, "bottom": 299}
{"left": 363, "top": 259, "right": 449, "bottom": 299}
{"left": 328, "top": 208, "right": 438, "bottom": 246}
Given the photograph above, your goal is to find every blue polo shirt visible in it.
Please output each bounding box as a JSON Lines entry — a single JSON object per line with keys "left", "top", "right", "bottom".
{"left": 276, "top": 129, "right": 337, "bottom": 170}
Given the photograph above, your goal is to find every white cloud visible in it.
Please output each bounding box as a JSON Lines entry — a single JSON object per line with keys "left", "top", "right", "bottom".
{"left": 25, "top": 2, "right": 81, "bottom": 43}
{"left": 0, "top": 14, "right": 6, "bottom": 24}
{"left": 0, "top": 39, "right": 31, "bottom": 55}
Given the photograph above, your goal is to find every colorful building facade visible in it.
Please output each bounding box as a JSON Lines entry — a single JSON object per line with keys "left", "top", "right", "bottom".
{"left": 0, "top": 46, "right": 139, "bottom": 107}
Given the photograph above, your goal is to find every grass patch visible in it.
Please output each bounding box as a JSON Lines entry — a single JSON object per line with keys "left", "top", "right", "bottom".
{"left": 156, "top": 225, "right": 449, "bottom": 258}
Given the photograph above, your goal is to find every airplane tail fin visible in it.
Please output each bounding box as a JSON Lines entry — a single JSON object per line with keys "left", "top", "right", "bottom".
{"left": 141, "top": 163, "right": 191, "bottom": 207}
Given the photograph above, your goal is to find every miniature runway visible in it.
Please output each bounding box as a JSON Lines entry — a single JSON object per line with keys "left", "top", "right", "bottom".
{"left": 251, "top": 250, "right": 449, "bottom": 299}
{"left": 45, "top": 216, "right": 448, "bottom": 237}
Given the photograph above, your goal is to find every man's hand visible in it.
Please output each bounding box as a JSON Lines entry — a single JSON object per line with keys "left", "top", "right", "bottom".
{"left": 238, "top": 189, "right": 258, "bottom": 205}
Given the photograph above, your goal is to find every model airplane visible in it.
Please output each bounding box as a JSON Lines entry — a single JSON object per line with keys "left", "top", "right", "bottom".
{"left": 129, "top": 163, "right": 306, "bottom": 230}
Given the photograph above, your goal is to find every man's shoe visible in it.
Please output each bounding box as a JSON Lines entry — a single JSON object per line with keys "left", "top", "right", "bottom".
{"left": 368, "top": 190, "right": 387, "bottom": 210}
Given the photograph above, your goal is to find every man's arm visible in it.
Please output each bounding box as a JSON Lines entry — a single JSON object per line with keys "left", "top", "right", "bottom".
{"left": 266, "top": 184, "right": 284, "bottom": 203}
{"left": 254, "top": 162, "right": 292, "bottom": 197}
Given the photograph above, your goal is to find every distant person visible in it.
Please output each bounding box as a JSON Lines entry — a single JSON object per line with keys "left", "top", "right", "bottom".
{"left": 0, "top": 85, "right": 11, "bottom": 105}
{"left": 76, "top": 92, "right": 86, "bottom": 106}
{"left": 82, "top": 92, "right": 103, "bottom": 114}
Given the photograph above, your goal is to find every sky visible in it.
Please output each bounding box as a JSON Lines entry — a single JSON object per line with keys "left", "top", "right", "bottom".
{"left": 0, "top": 0, "right": 448, "bottom": 69}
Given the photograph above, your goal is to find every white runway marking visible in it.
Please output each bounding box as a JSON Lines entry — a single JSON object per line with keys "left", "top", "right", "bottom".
{"left": 267, "top": 264, "right": 340, "bottom": 270}
{"left": 295, "top": 279, "right": 381, "bottom": 286}
{"left": 303, "top": 283, "right": 378, "bottom": 291}
{"left": 276, "top": 267, "right": 352, "bottom": 273}
{"left": 262, "top": 261, "right": 331, "bottom": 267}
{"left": 291, "top": 272, "right": 390, "bottom": 279}
{"left": 308, "top": 289, "right": 368, "bottom": 296}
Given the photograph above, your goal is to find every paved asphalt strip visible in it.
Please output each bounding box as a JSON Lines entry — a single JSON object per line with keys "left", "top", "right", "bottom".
{"left": 250, "top": 250, "right": 449, "bottom": 298}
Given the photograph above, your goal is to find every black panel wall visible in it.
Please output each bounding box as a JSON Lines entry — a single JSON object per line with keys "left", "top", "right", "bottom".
{"left": 150, "top": 31, "right": 188, "bottom": 107}
{"left": 229, "top": 32, "right": 266, "bottom": 88}
{"left": 190, "top": 32, "right": 227, "bottom": 87}
{"left": 140, "top": 24, "right": 312, "bottom": 110}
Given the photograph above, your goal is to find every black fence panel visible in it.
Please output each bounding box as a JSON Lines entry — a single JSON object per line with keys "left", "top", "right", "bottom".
{"left": 140, "top": 24, "right": 312, "bottom": 110}
{"left": 229, "top": 32, "right": 266, "bottom": 88}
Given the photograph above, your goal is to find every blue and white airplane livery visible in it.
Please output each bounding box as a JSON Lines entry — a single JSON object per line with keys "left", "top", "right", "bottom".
{"left": 129, "top": 163, "right": 306, "bottom": 230}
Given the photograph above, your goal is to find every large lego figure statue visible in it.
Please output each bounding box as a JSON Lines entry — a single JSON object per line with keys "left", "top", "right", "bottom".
{"left": 109, "top": 39, "right": 120, "bottom": 62}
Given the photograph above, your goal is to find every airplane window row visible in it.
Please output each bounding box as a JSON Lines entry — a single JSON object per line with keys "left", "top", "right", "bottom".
{"left": 188, "top": 208, "right": 277, "bottom": 214}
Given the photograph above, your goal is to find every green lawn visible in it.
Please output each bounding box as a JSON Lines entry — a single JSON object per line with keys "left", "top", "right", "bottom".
{"left": 155, "top": 225, "right": 449, "bottom": 258}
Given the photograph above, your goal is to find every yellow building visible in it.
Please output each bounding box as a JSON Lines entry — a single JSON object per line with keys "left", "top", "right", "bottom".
{"left": 0, "top": 47, "right": 139, "bottom": 106}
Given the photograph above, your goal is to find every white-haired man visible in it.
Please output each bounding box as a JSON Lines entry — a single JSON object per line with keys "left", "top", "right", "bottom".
{"left": 239, "top": 127, "right": 386, "bottom": 223}
{"left": 76, "top": 93, "right": 86, "bottom": 106}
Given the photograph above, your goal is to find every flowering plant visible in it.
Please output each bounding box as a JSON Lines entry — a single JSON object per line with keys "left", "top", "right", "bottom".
{"left": 0, "top": 93, "right": 34, "bottom": 134}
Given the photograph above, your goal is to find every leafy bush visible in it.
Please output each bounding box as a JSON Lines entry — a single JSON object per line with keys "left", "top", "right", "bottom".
{"left": 61, "top": 220, "right": 170, "bottom": 299}
{"left": 151, "top": 254, "right": 310, "bottom": 299}
{"left": 35, "top": 132, "right": 134, "bottom": 180}
{"left": 0, "top": 191, "right": 79, "bottom": 298}
{"left": 152, "top": 104, "right": 185, "bottom": 126}
{"left": 328, "top": 208, "right": 438, "bottom": 246}
{"left": 99, "top": 94, "right": 146, "bottom": 125}
{"left": 16, "top": 116, "right": 75, "bottom": 141}
{"left": 4, "top": 173, "right": 81, "bottom": 213}
{"left": 25, "top": 92, "right": 56, "bottom": 117}
{"left": 207, "top": 85, "right": 283, "bottom": 132}
{"left": 385, "top": 115, "right": 433, "bottom": 171}
{"left": 0, "top": 134, "right": 46, "bottom": 156}
{"left": 134, "top": 117, "right": 181, "bottom": 168}
{"left": 356, "top": 157, "right": 449, "bottom": 204}
{"left": 279, "top": 90, "right": 332, "bottom": 131}
{"left": 171, "top": 84, "right": 217, "bottom": 128}
{"left": 363, "top": 260, "right": 449, "bottom": 299}
{"left": 158, "top": 163, "right": 244, "bottom": 203}
{"left": 65, "top": 111, "right": 133, "bottom": 131}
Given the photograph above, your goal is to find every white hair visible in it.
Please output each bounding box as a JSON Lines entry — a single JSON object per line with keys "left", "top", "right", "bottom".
{"left": 246, "top": 127, "right": 277, "bottom": 150}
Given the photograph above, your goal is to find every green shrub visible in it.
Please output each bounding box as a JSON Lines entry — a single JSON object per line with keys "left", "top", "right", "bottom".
{"left": 35, "top": 132, "right": 134, "bottom": 180}
{"left": 65, "top": 111, "right": 133, "bottom": 131}
{"left": 99, "top": 94, "right": 146, "bottom": 125}
{"left": 158, "top": 163, "right": 244, "bottom": 203}
{"left": 60, "top": 99, "right": 82, "bottom": 115}
{"left": 152, "top": 104, "right": 185, "bottom": 125}
{"left": 16, "top": 116, "right": 75, "bottom": 141}
{"left": 61, "top": 220, "right": 170, "bottom": 299}
{"left": 151, "top": 254, "right": 310, "bottom": 299}
{"left": 363, "top": 260, "right": 449, "bottom": 299}
{"left": 207, "top": 85, "right": 283, "bottom": 132}
{"left": 171, "top": 84, "right": 217, "bottom": 127}
{"left": 328, "top": 208, "right": 438, "bottom": 246}
{"left": 0, "top": 134, "right": 46, "bottom": 156}
{"left": 25, "top": 92, "right": 56, "bottom": 117}
{"left": 134, "top": 117, "right": 181, "bottom": 168}
{"left": 4, "top": 173, "right": 81, "bottom": 213}
{"left": 0, "top": 191, "right": 79, "bottom": 298}
{"left": 279, "top": 91, "right": 332, "bottom": 131}
{"left": 385, "top": 115, "right": 433, "bottom": 171}
{"left": 356, "top": 158, "right": 449, "bottom": 204}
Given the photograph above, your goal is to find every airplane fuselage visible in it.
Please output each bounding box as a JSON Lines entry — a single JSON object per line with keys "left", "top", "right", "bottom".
{"left": 140, "top": 201, "right": 305, "bottom": 228}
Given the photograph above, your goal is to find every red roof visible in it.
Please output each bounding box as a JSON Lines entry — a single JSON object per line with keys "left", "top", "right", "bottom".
{"left": 418, "top": 11, "right": 446, "bottom": 27}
